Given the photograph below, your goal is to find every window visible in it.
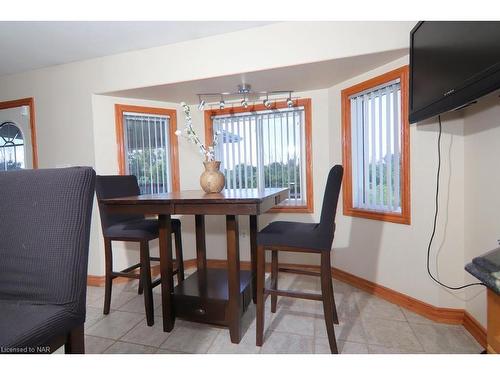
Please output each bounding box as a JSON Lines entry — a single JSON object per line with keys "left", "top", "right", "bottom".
{"left": 205, "top": 99, "right": 313, "bottom": 212}
{"left": 115, "top": 105, "right": 180, "bottom": 194}
{"left": 341, "top": 66, "right": 410, "bottom": 224}
{"left": 0, "top": 122, "right": 25, "bottom": 170}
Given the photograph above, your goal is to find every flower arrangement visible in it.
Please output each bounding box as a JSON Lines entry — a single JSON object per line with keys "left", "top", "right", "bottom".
{"left": 175, "top": 102, "right": 221, "bottom": 161}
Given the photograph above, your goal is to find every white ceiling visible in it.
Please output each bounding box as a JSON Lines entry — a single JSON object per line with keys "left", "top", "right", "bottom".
{"left": 0, "top": 21, "right": 274, "bottom": 76}
{"left": 106, "top": 49, "right": 408, "bottom": 104}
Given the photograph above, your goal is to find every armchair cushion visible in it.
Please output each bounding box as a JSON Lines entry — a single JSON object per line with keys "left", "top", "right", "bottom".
{"left": 0, "top": 300, "right": 83, "bottom": 349}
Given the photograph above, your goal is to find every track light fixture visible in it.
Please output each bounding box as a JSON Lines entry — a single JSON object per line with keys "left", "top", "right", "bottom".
{"left": 196, "top": 85, "right": 297, "bottom": 111}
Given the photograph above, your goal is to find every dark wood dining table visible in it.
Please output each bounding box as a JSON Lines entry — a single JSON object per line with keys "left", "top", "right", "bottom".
{"left": 101, "top": 188, "right": 288, "bottom": 343}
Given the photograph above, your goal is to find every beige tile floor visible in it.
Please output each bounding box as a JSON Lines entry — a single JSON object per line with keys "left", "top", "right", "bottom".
{"left": 76, "top": 270, "right": 483, "bottom": 354}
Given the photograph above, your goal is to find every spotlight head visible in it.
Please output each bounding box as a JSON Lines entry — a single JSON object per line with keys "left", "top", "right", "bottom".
{"left": 287, "top": 97, "right": 294, "bottom": 108}
{"left": 263, "top": 98, "right": 271, "bottom": 108}
{"left": 241, "top": 98, "right": 248, "bottom": 108}
{"left": 198, "top": 99, "right": 206, "bottom": 111}
{"left": 219, "top": 100, "right": 225, "bottom": 110}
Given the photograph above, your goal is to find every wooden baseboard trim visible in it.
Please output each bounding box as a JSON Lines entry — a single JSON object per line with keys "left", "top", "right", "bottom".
{"left": 331, "top": 267, "right": 465, "bottom": 324}
{"left": 87, "top": 257, "right": 486, "bottom": 348}
{"left": 463, "top": 311, "right": 487, "bottom": 349}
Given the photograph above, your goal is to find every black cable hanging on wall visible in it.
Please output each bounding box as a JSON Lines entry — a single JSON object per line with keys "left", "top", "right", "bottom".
{"left": 426, "top": 115, "right": 484, "bottom": 290}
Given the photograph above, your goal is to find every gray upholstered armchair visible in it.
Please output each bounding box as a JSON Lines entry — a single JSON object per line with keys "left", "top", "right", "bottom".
{"left": 0, "top": 167, "right": 95, "bottom": 354}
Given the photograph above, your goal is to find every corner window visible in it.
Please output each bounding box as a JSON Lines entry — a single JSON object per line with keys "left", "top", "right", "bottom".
{"left": 115, "top": 105, "right": 180, "bottom": 193}
{"left": 205, "top": 99, "right": 313, "bottom": 212}
{"left": 341, "top": 67, "right": 410, "bottom": 224}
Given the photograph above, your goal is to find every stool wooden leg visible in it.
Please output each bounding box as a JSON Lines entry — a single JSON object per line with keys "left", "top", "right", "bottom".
{"left": 332, "top": 288, "right": 339, "bottom": 325}
{"left": 256, "top": 245, "right": 266, "bottom": 347}
{"left": 140, "top": 241, "right": 154, "bottom": 326}
{"left": 271, "top": 250, "right": 278, "bottom": 313}
{"left": 138, "top": 267, "right": 144, "bottom": 295}
{"left": 250, "top": 215, "right": 258, "bottom": 304}
{"left": 174, "top": 227, "right": 185, "bottom": 283}
{"left": 320, "top": 251, "right": 338, "bottom": 354}
{"left": 103, "top": 238, "right": 113, "bottom": 315}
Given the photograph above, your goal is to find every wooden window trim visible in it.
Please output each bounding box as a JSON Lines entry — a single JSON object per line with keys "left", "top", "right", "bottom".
{"left": 0, "top": 97, "right": 38, "bottom": 169}
{"left": 114, "top": 104, "right": 180, "bottom": 192}
{"left": 341, "top": 66, "right": 411, "bottom": 225}
{"left": 204, "top": 98, "right": 313, "bottom": 213}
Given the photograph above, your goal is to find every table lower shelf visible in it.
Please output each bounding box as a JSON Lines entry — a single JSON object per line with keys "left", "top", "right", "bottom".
{"left": 173, "top": 268, "right": 253, "bottom": 326}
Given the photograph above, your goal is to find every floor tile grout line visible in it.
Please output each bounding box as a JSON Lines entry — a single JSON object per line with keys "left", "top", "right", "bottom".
{"left": 204, "top": 328, "right": 224, "bottom": 354}
{"left": 408, "top": 321, "right": 483, "bottom": 354}
{"left": 87, "top": 311, "right": 148, "bottom": 342}
{"left": 405, "top": 311, "right": 428, "bottom": 353}
{"left": 112, "top": 339, "right": 177, "bottom": 352}
{"left": 358, "top": 316, "right": 426, "bottom": 352}
{"left": 86, "top": 275, "right": 480, "bottom": 354}
{"left": 116, "top": 317, "right": 153, "bottom": 342}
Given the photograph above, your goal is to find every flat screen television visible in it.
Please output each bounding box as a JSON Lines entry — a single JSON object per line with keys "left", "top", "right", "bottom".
{"left": 409, "top": 21, "right": 500, "bottom": 123}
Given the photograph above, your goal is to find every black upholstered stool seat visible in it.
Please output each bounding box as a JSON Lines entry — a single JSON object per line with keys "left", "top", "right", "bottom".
{"left": 105, "top": 218, "right": 181, "bottom": 240}
{"left": 258, "top": 221, "right": 334, "bottom": 252}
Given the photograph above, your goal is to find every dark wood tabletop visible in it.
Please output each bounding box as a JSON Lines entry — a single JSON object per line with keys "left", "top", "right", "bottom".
{"left": 101, "top": 188, "right": 288, "bottom": 215}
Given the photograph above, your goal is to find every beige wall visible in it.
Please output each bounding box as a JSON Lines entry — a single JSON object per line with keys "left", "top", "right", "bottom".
{"left": 329, "top": 56, "right": 468, "bottom": 310}
{"left": 4, "top": 21, "right": 489, "bottom": 323}
{"left": 463, "top": 95, "right": 500, "bottom": 327}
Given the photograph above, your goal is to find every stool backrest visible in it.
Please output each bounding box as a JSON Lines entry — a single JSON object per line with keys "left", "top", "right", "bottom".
{"left": 317, "top": 165, "right": 344, "bottom": 248}
{"left": 95, "top": 175, "right": 144, "bottom": 232}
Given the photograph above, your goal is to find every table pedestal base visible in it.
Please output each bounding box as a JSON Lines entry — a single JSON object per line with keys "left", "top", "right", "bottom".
{"left": 173, "top": 268, "right": 252, "bottom": 328}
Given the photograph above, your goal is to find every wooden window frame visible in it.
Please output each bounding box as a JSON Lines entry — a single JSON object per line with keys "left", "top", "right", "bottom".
{"left": 341, "top": 66, "right": 411, "bottom": 225}
{"left": 0, "top": 97, "right": 38, "bottom": 169}
{"left": 114, "top": 104, "right": 180, "bottom": 192}
{"left": 204, "top": 98, "right": 313, "bottom": 213}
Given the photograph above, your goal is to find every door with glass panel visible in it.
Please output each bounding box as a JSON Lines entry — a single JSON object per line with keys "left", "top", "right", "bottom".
{"left": 0, "top": 100, "right": 37, "bottom": 171}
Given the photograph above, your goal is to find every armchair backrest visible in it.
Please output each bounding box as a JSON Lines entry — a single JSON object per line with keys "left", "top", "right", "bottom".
{"left": 0, "top": 167, "right": 95, "bottom": 307}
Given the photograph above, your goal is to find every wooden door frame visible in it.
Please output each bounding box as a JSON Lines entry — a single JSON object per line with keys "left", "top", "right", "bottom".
{"left": 0, "top": 97, "right": 38, "bottom": 169}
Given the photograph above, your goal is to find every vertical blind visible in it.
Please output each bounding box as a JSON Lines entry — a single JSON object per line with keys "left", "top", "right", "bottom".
{"left": 350, "top": 80, "right": 402, "bottom": 212}
{"left": 123, "top": 113, "right": 171, "bottom": 194}
{"left": 212, "top": 107, "right": 306, "bottom": 206}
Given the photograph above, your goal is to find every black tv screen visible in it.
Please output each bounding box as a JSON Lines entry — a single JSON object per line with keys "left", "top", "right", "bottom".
{"left": 409, "top": 21, "right": 500, "bottom": 123}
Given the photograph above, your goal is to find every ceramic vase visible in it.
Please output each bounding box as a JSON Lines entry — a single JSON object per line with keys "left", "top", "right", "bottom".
{"left": 200, "top": 161, "right": 225, "bottom": 193}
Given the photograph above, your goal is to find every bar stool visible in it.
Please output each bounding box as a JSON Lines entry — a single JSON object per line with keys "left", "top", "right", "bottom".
{"left": 95, "top": 175, "right": 184, "bottom": 326}
{"left": 256, "top": 165, "right": 343, "bottom": 353}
